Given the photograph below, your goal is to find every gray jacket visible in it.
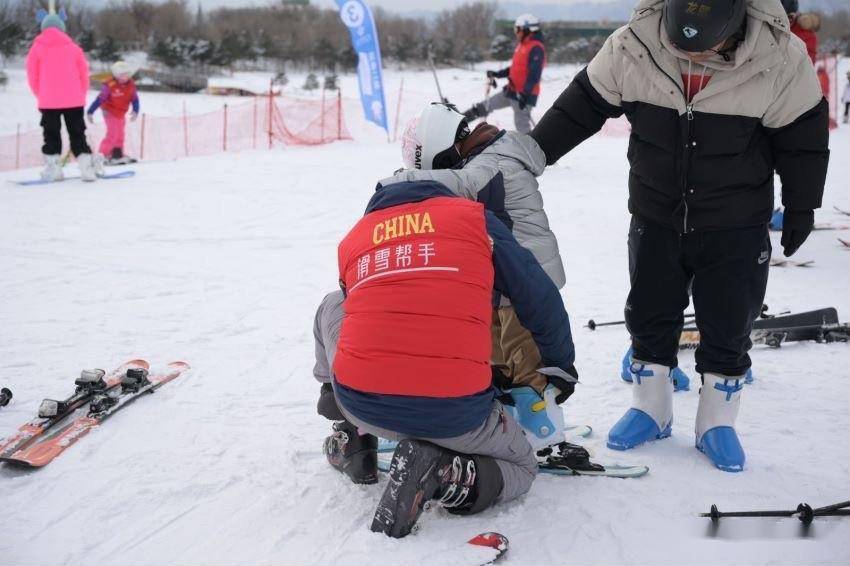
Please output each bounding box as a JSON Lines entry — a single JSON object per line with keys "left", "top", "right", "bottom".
{"left": 378, "top": 131, "right": 565, "bottom": 290}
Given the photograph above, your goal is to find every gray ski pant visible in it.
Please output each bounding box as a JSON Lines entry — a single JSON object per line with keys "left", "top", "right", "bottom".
{"left": 312, "top": 290, "right": 537, "bottom": 504}
{"left": 481, "top": 90, "right": 534, "bottom": 134}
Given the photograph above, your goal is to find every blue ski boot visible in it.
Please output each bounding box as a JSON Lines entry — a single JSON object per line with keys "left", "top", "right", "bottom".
{"left": 695, "top": 373, "right": 746, "bottom": 472}
{"left": 621, "top": 348, "right": 689, "bottom": 392}
{"left": 504, "top": 384, "right": 566, "bottom": 451}
{"left": 608, "top": 362, "right": 673, "bottom": 450}
{"left": 620, "top": 348, "right": 633, "bottom": 383}
{"left": 671, "top": 366, "right": 690, "bottom": 391}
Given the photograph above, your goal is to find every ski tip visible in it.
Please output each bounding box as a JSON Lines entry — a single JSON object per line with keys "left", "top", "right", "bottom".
{"left": 126, "top": 359, "right": 151, "bottom": 370}
{"left": 168, "top": 361, "right": 191, "bottom": 370}
{"left": 467, "top": 532, "right": 509, "bottom": 563}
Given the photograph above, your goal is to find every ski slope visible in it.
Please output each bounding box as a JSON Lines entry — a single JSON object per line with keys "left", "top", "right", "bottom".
{"left": 1, "top": 62, "right": 849, "bottom": 565}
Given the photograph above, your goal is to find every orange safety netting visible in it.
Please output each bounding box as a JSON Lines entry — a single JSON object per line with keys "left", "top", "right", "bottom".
{"left": 816, "top": 55, "right": 839, "bottom": 130}
{"left": 0, "top": 93, "right": 352, "bottom": 172}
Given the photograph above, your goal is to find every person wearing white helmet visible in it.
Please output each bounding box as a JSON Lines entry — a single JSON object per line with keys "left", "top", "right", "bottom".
{"left": 87, "top": 60, "right": 140, "bottom": 166}
{"left": 385, "top": 103, "right": 579, "bottom": 455}
{"left": 461, "top": 13, "right": 546, "bottom": 134}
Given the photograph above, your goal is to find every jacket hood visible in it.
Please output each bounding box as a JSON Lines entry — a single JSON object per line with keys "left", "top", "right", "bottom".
{"left": 630, "top": 0, "right": 793, "bottom": 70}
{"left": 480, "top": 131, "right": 547, "bottom": 177}
{"left": 631, "top": 0, "right": 791, "bottom": 33}
{"left": 34, "top": 27, "right": 74, "bottom": 48}
{"left": 366, "top": 181, "right": 457, "bottom": 214}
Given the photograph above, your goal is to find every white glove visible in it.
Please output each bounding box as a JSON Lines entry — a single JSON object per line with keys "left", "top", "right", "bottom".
{"left": 128, "top": 111, "right": 138, "bottom": 122}
{"left": 86, "top": 113, "right": 94, "bottom": 124}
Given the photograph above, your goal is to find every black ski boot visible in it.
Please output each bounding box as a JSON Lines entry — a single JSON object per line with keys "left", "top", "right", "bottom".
{"left": 370, "top": 439, "right": 502, "bottom": 538}
{"left": 323, "top": 420, "right": 378, "bottom": 485}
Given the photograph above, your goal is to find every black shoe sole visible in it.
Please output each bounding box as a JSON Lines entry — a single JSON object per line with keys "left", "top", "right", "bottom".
{"left": 370, "top": 439, "right": 445, "bottom": 538}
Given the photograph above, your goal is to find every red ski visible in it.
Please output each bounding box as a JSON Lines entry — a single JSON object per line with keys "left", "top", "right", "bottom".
{"left": 0, "top": 359, "right": 149, "bottom": 459}
{"left": 1, "top": 361, "right": 189, "bottom": 468}
{"left": 467, "top": 532, "right": 509, "bottom": 564}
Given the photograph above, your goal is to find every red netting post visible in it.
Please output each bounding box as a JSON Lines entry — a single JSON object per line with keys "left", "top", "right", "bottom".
{"left": 252, "top": 96, "right": 258, "bottom": 150}
{"left": 182, "top": 101, "right": 189, "bottom": 157}
{"left": 337, "top": 89, "right": 342, "bottom": 141}
{"left": 15, "top": 123, "right": 20, "bottom": 170}
{"left": 140, "top": 113, "right": 146, "bottom": 160}
{"left": 223, "top": 104, "right": 228, "bottom": 152}
{"left": 268, "top": 80, "right": 274, "bottom": 149}
{"left": 321, "top": 87, "right": 326, "bottom": 143}
{"left": 392, "top": 78, "right": 404, "bottom": 143}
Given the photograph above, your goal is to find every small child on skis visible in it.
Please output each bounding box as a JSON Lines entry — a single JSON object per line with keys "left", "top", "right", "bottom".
{"left": 25, "top": 8, "right": 97, "bottom": 182}
{"left": 87, "top": 61, "right": 139, "bottom": 164}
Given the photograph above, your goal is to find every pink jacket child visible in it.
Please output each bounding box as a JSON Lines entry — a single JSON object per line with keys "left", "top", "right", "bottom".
{"left": 25, "top": 10, "right": 97, "bottom": 182}
{"left": 26, "top": 28, "right": 89, "bottom": 110}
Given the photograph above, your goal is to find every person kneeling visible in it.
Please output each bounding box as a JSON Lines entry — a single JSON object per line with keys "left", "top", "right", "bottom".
{"left": 312, "top": 180, "right": 577, "bottom": 537}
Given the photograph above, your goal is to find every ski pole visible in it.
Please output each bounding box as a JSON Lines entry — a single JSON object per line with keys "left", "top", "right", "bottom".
{"left": 703, "top": 503, "right": 850, "bottom": 524}
{"left": 427, "top": 47, "right": 447, "bottom": 104}
{"left": 812, "top": 500, "right": 850, "bottom": 514}
{"left": 586, "top": 313, "right": 696, "bottom": 331}
{"left": 0, "top": 388, "right": 12, "bottom": 408}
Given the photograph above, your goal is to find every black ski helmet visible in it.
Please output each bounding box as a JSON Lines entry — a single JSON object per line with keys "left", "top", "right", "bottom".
{"left": 780, "top": 0, "right": 799, "bottom": 14}
{"left": 663, "top": 0, "right": 747, "bottom": 53}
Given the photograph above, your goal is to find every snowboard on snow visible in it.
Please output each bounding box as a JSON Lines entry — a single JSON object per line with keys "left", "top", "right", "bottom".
{"left": 0, "top": 361, "right": 189, "bottom": 468}
{"left": 679, "top": 308, "right": 846, "bottom": 349}
{"left": 12, "top": 170, "right": 135, "bottom": 186}
{"left": 0, "top": 359, "right": 149, "bottom": 460}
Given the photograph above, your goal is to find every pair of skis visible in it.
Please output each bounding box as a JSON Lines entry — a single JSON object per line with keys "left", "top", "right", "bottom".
{"left": 0, "top": 359, "right": 188, "bottom": 467}
{"left": 678, "top": 308, "right": 848, "bottom": 349}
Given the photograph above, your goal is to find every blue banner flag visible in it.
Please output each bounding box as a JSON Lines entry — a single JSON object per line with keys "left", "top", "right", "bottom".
{"left": 335, "top": 0, "right": 388, "bottom": 132}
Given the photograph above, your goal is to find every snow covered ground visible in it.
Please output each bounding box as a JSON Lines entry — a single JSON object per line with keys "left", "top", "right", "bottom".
{"left": 0, "top": 60, "right": 848, "bottom": 565}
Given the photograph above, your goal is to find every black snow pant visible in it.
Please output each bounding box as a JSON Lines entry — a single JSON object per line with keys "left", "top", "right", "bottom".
{"left": 625, "top": 215, "right": 770, "bottom": 376}
{"left": 40, "top": 107, "right": 91, "bottom": 157}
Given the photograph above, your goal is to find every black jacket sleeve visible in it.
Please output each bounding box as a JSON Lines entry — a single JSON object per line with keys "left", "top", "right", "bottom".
{"left": 494, "top": 67, "right": 510, "bottom": 79}
{"left": 530, "top": 67, "right": 623, "bottom": 166}
{"left": 767, "top": 97, "right": 830, "bottom": 212}
{"left": 485, "top": 211, "right": 576, "bottom": 373}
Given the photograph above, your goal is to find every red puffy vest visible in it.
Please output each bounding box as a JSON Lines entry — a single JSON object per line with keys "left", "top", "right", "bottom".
{"left": 101, "top": 78, "right": 137, "bottom": 116}
{"left": 334, "top": 196, "right": 494, "bottom": 398}
{"left": 508, "top": 36, "right": 545, "bottom": 96}
{"left": 791, "top": 21, "right": 817, "bottom": 65}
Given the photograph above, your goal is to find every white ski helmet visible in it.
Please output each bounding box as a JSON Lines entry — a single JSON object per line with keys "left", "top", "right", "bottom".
{"left": 514, "top": 13, "right": 540, "bottom": 32}
{"left": 111, "top": 60, "right": 132, "bottom": 78}
{"left": 401, "top": 103, "right": 470, "bottom": 170}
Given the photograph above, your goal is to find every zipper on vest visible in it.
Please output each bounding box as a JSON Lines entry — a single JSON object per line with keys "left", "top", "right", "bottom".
{"left": 686, "top": 104, "right": 694, "bottom": 121}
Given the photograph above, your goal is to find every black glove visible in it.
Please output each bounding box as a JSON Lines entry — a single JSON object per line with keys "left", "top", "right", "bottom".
{"left": 486, "top": 70, "right": 497, "bottom": 79}
{"left": 781, "top": 209, "right": 814, "bottom": 257}
{"left": 517, "top": 92, "right": 529, "bottom": 110}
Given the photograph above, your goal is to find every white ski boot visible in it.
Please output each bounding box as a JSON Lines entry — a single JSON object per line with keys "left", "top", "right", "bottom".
{"left": 93, "top": 153, "right": 105, "bottom": 177}
{"left": 608, "top": 361, "right": 673, "bottom": 450}
{"left": 77, "top": 153, "right": 97, "bottom": 182}
{"left": 695, "top": 373, "right": 746, "bottom": 472}
{"left": 40, "top": 153, "right": 64, "bottom": 182}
